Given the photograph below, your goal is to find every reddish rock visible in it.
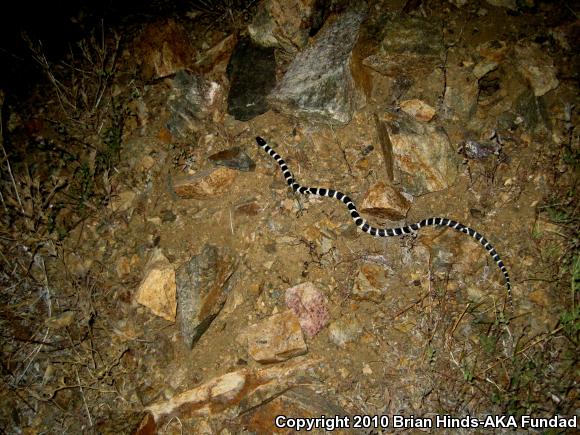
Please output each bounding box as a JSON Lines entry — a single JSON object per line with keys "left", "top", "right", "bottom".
{"left": 285, "top": 282, "right": 330, "bottom": 338}
{"left": 360, "top": 182, "right": 411, "bottom": 221}
{"left": 173, "top": 167, "right": 237, "bottom": 199}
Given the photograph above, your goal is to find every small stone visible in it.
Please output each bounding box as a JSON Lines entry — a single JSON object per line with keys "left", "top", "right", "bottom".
{"left": 360, "top": 182, "right": 411, "bottom": 221}
{"left": 235, "top": 201, "right": 262, "bottom": 216}
{"left": 238, "top": 310, "right": 307, "bottom": 363}
{"left": 514, "top": 42, "right": 559, "bottom": 97}
{"left": 399, "top": 99, "right": 436, "bottom": 122}
{"left": 208, "top": 147, "right": 256, "bottom": 172}
{"left": 110, "top": 190, "right": 136, "bottom": 212}
{"left": 173, "top": 167, "right": 237, "bottom": 199}
{"left": 139, "top": 155, "right": 156, "bottom": 171}
{"left": 285, "top": 282, "right": 330, "bottom": 338}
{"left": 362, "top": 363, "right": 373, "bottom": 375}
{"left": 116, "top": 256, "right": 132, "bottom": 278}
{"left": 352, "top": 263, "right": 388, "bottom": 302}
{"left": 134, "top": 249, "right": 177, "bottom": 322}
{"left": 328, "top": 315, "right": 363, "bottom": 347}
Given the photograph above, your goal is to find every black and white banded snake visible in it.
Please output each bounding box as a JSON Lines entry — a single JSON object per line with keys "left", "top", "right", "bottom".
{"left": 255, "top": 136, "right": 512, "bottom": 307}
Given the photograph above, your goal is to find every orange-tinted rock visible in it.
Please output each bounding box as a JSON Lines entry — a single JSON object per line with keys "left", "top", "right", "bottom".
{"left": 173, "top": 167, "right": 237, "bottom": 199}
{"left": 360, "top": 182, "right": 410, "bottom": 220}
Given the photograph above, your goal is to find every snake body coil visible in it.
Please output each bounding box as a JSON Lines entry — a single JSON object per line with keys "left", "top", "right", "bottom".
{"left": 256, "top": 136, "right": 512, "bottom": 306}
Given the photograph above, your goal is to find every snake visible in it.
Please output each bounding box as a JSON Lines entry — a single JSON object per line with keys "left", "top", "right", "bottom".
{"left": 255, "top": 136, "right": 512, "bottom": 307}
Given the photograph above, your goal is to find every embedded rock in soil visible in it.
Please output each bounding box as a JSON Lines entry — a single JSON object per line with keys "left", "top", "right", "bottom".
{"left": 173, "top": 167, "right": 237, "bottom": 199}
{"left": 248, "top": 0, "right": 318, "bottom": 53}
{"left": 328, "top": 314, "right": 363, "bottom": 347}
{"left": 267, "top": 6, "right": 367, "bottom": 126}
{"left": 352, "top": 262, "right": 388, "bottom": 303}
{"left": 376, "top": 112, "right": 459, "bottom": 195}
{"left": 134, "top": 249, "right": 177, "bottom": 322}
{"left": 285, "top": 282, "right": 330, "bottom": 338}
{"left": 360, "top": 181, "right": 411, "bottom": 221}
{"left": 240, "top": 387, "right": 348, "bottom": 432}
{"left": 514, "top": 88, "right": 551, "bottom": 133}
{"left": 363, "top": 15, "right": 444, "bottom": 77}
{"left": 145, "top": 358, "right": 318, "bottom": 426}
{"left": 167, "top": 71, "right": 222, "bottom": 138}
{"left": 237, "top": 310, "right": 307, "bottom": 363}
{"left": 442, "top": 50, "right": 479, "bottom": 122}
{"left": 208, "top": 147, "right": 256, "bottom": 172}
{"left": 399, "top": 99, "right": 436, "bottom": 122}
{"left": 227, "top": 36, "right": 276, "bottom": 121}
{"left": 514, "top": 41, "right": 560, "bottom": 97}
{"left": 176, "top": 245, "right": 237, "bottom": 348}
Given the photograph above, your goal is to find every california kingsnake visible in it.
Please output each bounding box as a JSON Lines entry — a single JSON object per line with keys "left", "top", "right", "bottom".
{"left": 255, "top": 136, "right": 512, "bottom": 306}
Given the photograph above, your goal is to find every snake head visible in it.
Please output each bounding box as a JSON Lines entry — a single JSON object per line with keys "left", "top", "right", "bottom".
{"left": 256, "top": 136, "right": 267, "bottom": 146}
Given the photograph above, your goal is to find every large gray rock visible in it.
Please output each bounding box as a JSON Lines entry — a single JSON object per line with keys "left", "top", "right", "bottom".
{"left": 267, "top": 6, "right": 367, "bottom": 125}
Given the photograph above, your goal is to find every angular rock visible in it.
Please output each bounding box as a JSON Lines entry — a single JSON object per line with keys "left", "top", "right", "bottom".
{"left": 376, "top": 112, "right": 459, "bottom": 195}
{"left": 135, "top": 249, "right": 177, "bottom": 322}
{"left": 363, "top": 15, "right": 444, "bottom": 77}
{"left": 173, "top": 167, "right": 237, "bottom": 199}
{"left": 238, "top": 310, "right": 307, "bottom": 363}
{"left": 328, "top": 314, "right": 363, "bottom": 347}
{"left": 352, "top": 262, "right": 388, "bottom": 302}
{"left": 208, "top": 147, "right": 256, "bottom": 172}
{"left": 248, "top": 0, "right": 318, "bottom": 53}
{"left": 167, "top": 71, "right": 222, "bottom": 138}
{"left": 176, "top": 245, "right": 237, "bottom": 348}
{"left": 134, "top": 20, "right": 196, "bottom": 81}
{"left": 360, "top": 182, "right": 410, "bottom": 221}
{"left": 268, "top": 6, "right": 367, "bottom": 125}
{"left": 146, "top": 358, "right": 319, "bottom": 427}
{"left": 195, "top": 34, "right": 238, "bottom": 76}
{"left": 514, "top": 42, "right": 559, "bottom": 97}
{"left": 442, "top": 53, "right": 479, "bottom": 122}
{"left": 285, "top": 282, "right": 330, "bottom": 338}
{"left": 399, "top": 99, "right": 436, "bottom": 122}
{"left": 227, "top": 36, "right": 276, "bottom": 121}
{"left": 515, "top": 88, "right": 551, "bottom": 133}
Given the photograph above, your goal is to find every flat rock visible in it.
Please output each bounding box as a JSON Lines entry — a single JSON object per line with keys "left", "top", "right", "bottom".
{"left": 145, "top": 358, "right": 319, "bottom": 427}
{"left": 328, "top": 314, "right": 363, "bottom": 347}
{"left": 173, "top": 167, "right": 237, "bottom": 199}
{"left": 285, "top": 282, "right": 330, "bottom": 338}
{"left": 360, "top": 182, "right": 411, "bottom": 221}
{"left": 514, "top": 41, "right": 559, "bottom": 97}
{"left": 267, "top": 6, "right": 367, "bottom": 125}
{"left": 227, "top": 36, "right": 276, "bottom": 121}
{"left": 352, "top": 262, "right": 388, "bottom": 302}
{"left": 134, "top": 249, "right": 177, "bottom": 322}
{"left": 208, "top": 147, "right": 256, "bottom": 172}
{"left": 376, "top": 112, "right": 459, "bottom": 195}
{"left": 238, "top": 310, "right": 307, "bottom": 363}
{"left": 363, "top": 15, "right": 444, "bottom": 77}
{"left": 399, "top": 99, "right": 436, "bottom": 122}
{"left": 176, "top": 245, "right": 237, "bottom": 348}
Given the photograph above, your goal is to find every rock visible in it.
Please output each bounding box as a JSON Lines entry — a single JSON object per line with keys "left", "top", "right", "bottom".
{"left": 360, "top": 182, "right": 411, "bottom": 221}
{"left": 134, "top": 20, "right": 196, "bottom": 81}
{"left": 248, "top": 0, "right": 318, "bottom": 53}
{"left": 146, "top": 358, "right": 319, "bottom": 427}
{"left": 235, "top": 200, "right": 262, "bottom": 216}
{"left": 208, "top": 147, "right": 256, "bottom": 172}
{"left": 442, "top": 53, "right": 479, "bottom": 122}
{"left": 134, "top": 249, "right": 177, "bottom": 322}
{"left": 459, "top": 140, "right": 501, "bottom": 160}
{"left": 485, "top": 0, "right": 516, "bottom": 10}
{"left": 267, "top": 6, "right": 367, "bottom": 125}
{"left": 514, "top": 42, "right": 559, "bottom": 97}
{"left": 399, "top": 99, "right": 436, "bottom": 122}
{"left": 45, "top": 311, "right": 75, "bottom": 329}
{"left": 173, "top": 167, "right": 237, "bottom": 199}
{"left": 285, "top": 282, "right": 330, "bottom": 338}
{"left": 352, "top": 263, "right": 388, "bottom": 302}
{"left": 514, "top": 88, "right": 551, "bottom": 133}
{"left": 363, "top": 15, "right": 444, "bottom": 77}
{"left": 109, "top": 190, "right": 136, "bottom": 212}
{"left": 240, "top": 387, "right": 348, "bottom": 433}
{"left": 195, "top": 34, "right": 238, "bottom": 76}
{"left": 328, "top": 314, "right": 363, "bottom": 347}
{"left": 167, "top": 71, "right": 222, "bottom": 138}
{"left": 376, "top": 112, "right": 459, "bottom": 195}
{"left": 176, "top": 245, "right": 237, "bottom": 348}
{"left": 227, "top": 36, "right": 276, "bottom": 121}
{"left": 238, "top": 310, "right": 307, "bottom": 363}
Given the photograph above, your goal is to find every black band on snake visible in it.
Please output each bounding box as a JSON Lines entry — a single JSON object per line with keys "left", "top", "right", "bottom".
{"left": 255, "top": 136, "right": 512, "bottom": 307}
